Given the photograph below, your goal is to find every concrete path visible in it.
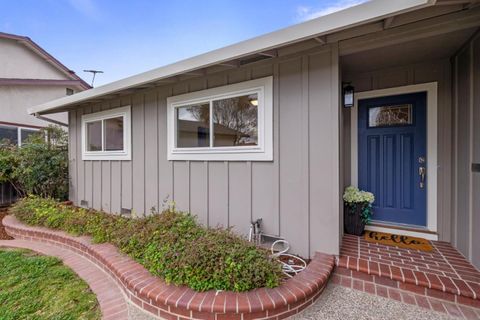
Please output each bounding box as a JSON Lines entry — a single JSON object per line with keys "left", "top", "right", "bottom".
{"left": 294, "top": 283, "right": 458, "bottom": 320}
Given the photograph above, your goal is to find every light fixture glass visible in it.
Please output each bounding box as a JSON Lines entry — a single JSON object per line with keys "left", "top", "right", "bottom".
{"left": 343, "top": 84, "right": 354, "bottom": 108}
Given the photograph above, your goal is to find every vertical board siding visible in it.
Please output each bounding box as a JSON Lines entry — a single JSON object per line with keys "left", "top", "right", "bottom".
{"left": 69, "top": 45, "right": 340, "bottom": 257}
{"left": 68, "top": 111, "right": 77, "bottom": 203}
{"left": 144, "top": 91, "right": 159, "bottom": 214}
{"left": 278, "top": 57, "right": 309, "bottom": 255}
{"left": 452, "top": 32, "right": 480, "bottom": 268}
{"left": 472, "top": 36, "right": 480, "bottom": 268}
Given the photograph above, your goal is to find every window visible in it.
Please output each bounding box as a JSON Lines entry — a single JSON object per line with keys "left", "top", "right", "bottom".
{"left": 368, "top": 104, "right": 413, "bottom": 127}
{"left": 167, "top": 77, "right": 273, "bottom": 161}
{"left": 66, "top": 88, "right": 74, "bottom": 96}
{"left": 81, "top": 106, "right": 131, "bottom": 160}
{"left": 0, "top": 125, "right": 40, "bottom": 146}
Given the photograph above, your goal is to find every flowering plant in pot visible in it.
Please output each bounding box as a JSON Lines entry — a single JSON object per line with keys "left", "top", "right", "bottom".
{"left": 343, "top": 186, "right": 375, "bottom": 236}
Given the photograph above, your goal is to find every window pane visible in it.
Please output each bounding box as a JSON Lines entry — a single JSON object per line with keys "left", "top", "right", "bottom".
{"left": 104, "top": 117, "right": 124, "bottom": 151}
{"left": 86, "top": 120, "right": 102, "bottom": 151}
{"left": 212, "top": 94, "right": 258, "bottom": 147}
{"left": 369, "top": 104, "right": 413, "bottom": 127}
{"left": 21, "top": 129, "right": 38, "bottom": 143}
{"left": 177, "top": 104, "right": 210, "bottom": 148}
{"left": 0, "top": 126, "right": 18, "bottom": 145}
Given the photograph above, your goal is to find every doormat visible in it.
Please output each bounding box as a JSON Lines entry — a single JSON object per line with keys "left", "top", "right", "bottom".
{"left": 364, "top": 231, "right": 433, "bottom": 252}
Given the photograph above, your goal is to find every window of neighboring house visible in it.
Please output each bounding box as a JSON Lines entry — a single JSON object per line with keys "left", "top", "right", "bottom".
{"left": 81, "top": 106, "right": 131, "bottom": 160}
{"left": 0, "top": 125, "right": 40, "bottom": 146}
{"left": 66, "top": 88, "right": 75, "bottom": 96}
{"left": 167, "top": 76, "right": 273, "bottom": 161}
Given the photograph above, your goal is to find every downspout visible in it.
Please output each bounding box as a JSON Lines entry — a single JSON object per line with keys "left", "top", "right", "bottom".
{"left": 33, "top": 113, "right": 68, "bottom": 127}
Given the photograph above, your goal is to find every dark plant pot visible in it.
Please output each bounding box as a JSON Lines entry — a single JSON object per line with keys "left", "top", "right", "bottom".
{"left": 344, "top": 203, "right": 367, "bottom": 236}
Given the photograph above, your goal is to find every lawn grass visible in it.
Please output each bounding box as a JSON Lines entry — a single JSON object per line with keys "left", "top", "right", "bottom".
{"left": 0, "top": 248, "right": 101, "bottom": 320}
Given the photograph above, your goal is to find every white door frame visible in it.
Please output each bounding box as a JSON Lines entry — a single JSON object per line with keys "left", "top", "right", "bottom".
{"left": 350, "top": 82, "right": 438, "bottom": 237}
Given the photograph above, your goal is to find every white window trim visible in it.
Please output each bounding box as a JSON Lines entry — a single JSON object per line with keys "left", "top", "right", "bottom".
{"left": 0, "top": 124, "right": 40, "bottom": 147}
{"left": 167, "top": 76, "right": 273, "bottom": 161}
{"left": 81, "top": 105, "right": 131, "bottom": 161}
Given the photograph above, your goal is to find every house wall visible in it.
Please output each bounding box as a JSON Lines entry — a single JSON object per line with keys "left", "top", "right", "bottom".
{"left": 0, "top": 86, "right": 69, "bottom": 126}
{"left": 452, "top": 31, "right": 480, "bottom": 268}
{"left": 68, "top": 44, "right": 341, "bottom": 258}
{"left": 0, "top": 38, "right": 66, "bottom": 80}
{"left": 342, "top": 58, "right": 453, "bottom": 241}
{"left": 0, "top": 37, "right": 74, "bottom": 127}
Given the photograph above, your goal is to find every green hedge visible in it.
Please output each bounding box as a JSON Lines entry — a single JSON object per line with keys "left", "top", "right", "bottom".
{"left": 11, "top": 196, "right": 282, "bottom": 292}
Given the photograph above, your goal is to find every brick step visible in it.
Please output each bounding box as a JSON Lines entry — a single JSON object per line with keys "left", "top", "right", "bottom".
{"left": 336, "top": 258, "right": 480, "bottom": 309}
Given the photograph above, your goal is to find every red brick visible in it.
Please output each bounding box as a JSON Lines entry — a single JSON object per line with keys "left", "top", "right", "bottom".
{"left": 437, "top": 276, "right": 460, "bottom": 295}
{"left": 358, "top": 259, "right": 369, "bottom": 273}
{"left": 399, "top": 282, "right": 426, "bottom": 295}
{"left": 374, "top": 276, "right": 398, "bottom": 288}
{"left": 191, "top": 310, "right": 215, "bottom": 320}
{"left": 415, "top": 295, "right": 431, "bottom": 309}
{"left": 351, "top": 270, "right": 374, "bottom": 282}
{"left": 443, "top": 302, "right": 464, "bottom": 318}
{"left": 457, "top": 295, "right": 480, "bottom": 308}
{"left": 376, "top": 285, "right": 389, "bottom": 298}
{"left": 426, "top": 288, "right": 455, "bottom": 302}
{"left": 425, "top": 273, "right": 444, "bottom": 291}
{"left": 216, "top": 313, "right": 241, "bottom": 320}
{"left": 413, "top": 271, "right": 430, "bottom": 287}
{"left": 335, "top": 267, "right": 352, "bottom": 277}
{"left": 340, "top": 275, "right": 352, "bottom": 288}
{"left": 400, "top": 292, "right": 416, "bottom": 305}
{"left": 364, "top": 282, "right": 376, "bottom": 295}
{"left": 243, "top": 310, "right": 269, "bottom": 320}
{"left": 459, "top": 306, "right": 480, "bottom": 320}
{"left": 352, "top": 279, "right": 364, "bottom": 291}
{"left": 428, "top": 299, "right": 447, "bottom": 313}
{"left": 378, "top": 263, "right": 391, "bottom": 278}
{"left": 388, "top": 288, "right": 402, "bottom": 302}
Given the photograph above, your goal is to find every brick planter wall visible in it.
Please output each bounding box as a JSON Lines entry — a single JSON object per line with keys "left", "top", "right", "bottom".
{"left": 3, "top": 215, "right": 334, "bottom": 320}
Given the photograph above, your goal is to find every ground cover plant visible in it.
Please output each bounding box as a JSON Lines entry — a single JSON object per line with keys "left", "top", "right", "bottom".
{"left": 0, "top": 248, "right": 100, "bottom": 320}
{"left": 11, "top": 196, "right": 282, "bottom": 292}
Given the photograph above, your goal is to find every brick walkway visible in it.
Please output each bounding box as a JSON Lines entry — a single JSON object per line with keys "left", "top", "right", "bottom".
{"left": 333, "top": 234, "right": 480, "bottom": 319}
{"left": 0, "top": 239, "right": 128, "bottom": 320}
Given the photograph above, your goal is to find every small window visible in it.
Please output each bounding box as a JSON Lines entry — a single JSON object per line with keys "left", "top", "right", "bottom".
{"left": 0, "top": 125, "right": 40, "bottom": 146}
{"left": 66, "top": 88, "right": 74, "bottom": 96}
{"left": 167, "top": 77, "right": 272, "bottom": 161}
{"left": 81, "top": 106, "right": 131, "bottom": 160}
{"left": 368, "top": 104, "right": 413, "bottom": 127}
{"left": 0, "top": 125, "right": 18, "bottom": 145}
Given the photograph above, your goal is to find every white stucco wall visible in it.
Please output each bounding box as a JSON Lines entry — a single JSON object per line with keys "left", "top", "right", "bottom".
{"left": 0, "top": 86, "right": 68, "bottom": 126}
{"left": 0, "top": 38, "right": 66, "bottom": 80}
{"left": 0, "top": 37, "right": 82, "bottom": 127}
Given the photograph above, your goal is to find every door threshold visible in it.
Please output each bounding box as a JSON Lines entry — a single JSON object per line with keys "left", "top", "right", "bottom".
{"left": 365, "top": 222, "right": 438, "bottom": 241}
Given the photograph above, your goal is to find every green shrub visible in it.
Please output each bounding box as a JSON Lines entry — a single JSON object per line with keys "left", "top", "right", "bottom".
{"left": 0, "top": 126, "right": 68, "bottom": 200}
{"left": 11, "top": 196, "right": 282, "bottom": 292}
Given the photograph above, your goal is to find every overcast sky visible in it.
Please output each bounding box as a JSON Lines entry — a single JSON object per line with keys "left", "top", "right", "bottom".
{"left": 1, "top": 0, "right": 367, "bottom": 86}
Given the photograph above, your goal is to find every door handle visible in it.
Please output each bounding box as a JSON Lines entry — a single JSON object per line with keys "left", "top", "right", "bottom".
{"left": 419, "top": 166, "right": 426, "bottom": 188}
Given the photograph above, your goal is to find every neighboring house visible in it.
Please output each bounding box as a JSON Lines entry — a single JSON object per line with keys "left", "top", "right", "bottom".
{"left": 29, "top": 0, "right": 480, "bottom": 269}
{"left": 0, "top": 32, "right": 90, "bottom": 145}
{"left": 0, "top": 32, "right": 90, "bottom": 206}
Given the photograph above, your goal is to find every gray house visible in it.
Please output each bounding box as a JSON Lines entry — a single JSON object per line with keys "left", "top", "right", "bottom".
{"left": 29, "top": 0, "right": 480, "bottom": 268}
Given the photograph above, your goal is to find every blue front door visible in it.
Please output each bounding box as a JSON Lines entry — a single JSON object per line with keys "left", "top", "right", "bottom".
{"left": 358, "top": 92, "right": 427, "bottom": 226}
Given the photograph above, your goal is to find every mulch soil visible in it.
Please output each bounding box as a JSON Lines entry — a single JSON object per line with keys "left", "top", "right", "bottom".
{"left": 0, "top": 208, "right": 13, "bottom": 240}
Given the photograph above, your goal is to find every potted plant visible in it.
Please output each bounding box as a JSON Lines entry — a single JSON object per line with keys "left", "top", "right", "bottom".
{"left": 343, "top": 186, "right": 375, "bottom": 236}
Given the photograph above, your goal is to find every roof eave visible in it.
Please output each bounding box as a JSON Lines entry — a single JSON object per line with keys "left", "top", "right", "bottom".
{"left": 28, "top": 0, "right": 436, "bottom": 115}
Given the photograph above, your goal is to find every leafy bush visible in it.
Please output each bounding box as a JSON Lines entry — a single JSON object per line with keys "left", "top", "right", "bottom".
{"left": 0, "top": 126, "right": 68, "bottom": 200}
{"left": 11, "top": 196, "right": 282, "bottom": 292}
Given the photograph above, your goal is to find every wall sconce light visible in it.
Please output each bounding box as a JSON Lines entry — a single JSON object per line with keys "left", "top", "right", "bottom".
{"left": 343, "top": 83, "right": 355, "bottom": 108}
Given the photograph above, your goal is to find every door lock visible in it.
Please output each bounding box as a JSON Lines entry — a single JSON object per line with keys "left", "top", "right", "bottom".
{"left": 419, "top": 166, "right": 426, "bottom": 189}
